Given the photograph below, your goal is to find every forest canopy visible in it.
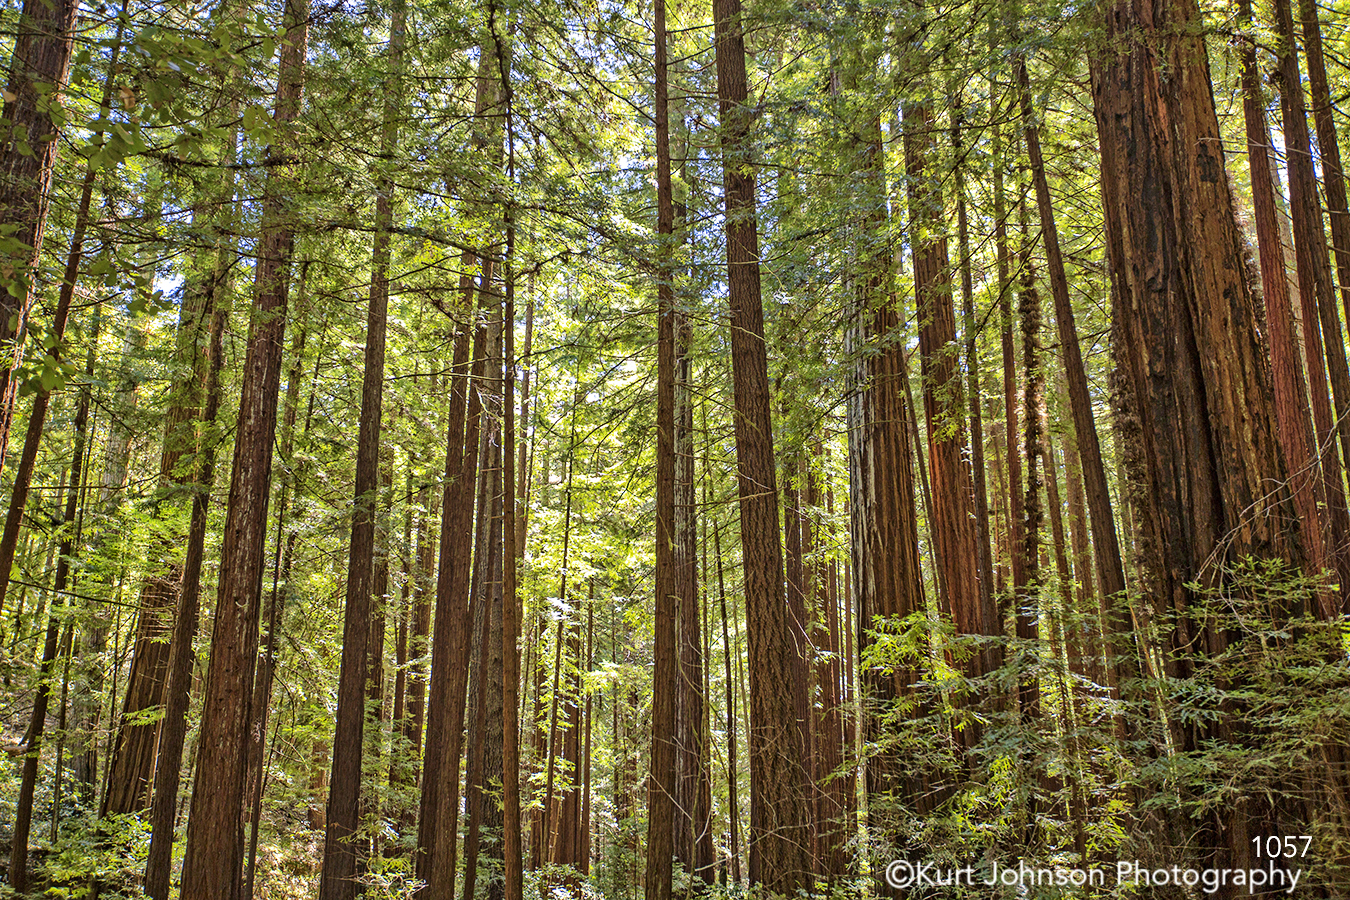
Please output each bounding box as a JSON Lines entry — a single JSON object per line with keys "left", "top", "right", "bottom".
{"left": 2, "top": 0, "right": 1350, "bottom": 896}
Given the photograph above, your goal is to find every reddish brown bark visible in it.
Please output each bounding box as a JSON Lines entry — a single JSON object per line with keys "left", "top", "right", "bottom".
{"left": 712, "top": 0, "right": 811, "bottom": 886}
{"left": 321, "top": 0, "right": 404, "bottom": 889}
{"left": 0, "top": 0, "right": 79, "bottom": 467}
{"left": 179, "top": 3, "right": 309, "bottom": 894}
{"left": 1270, "top": 0, "right": 1350, "bottom": 607}
{"left": 903, "top": 97, "right": 985, "bottom": 690}
{"left": 645, "top": 0, "right": 678, "bottom": 892}
{"left": 1238, "top": 0, "right": 1329, "bottom": 614}
{"left": 1015, "top": 55, "right": 1130, "bottom": 653}
{"left": 1091, "top": 0, "right": 1304, "bottom": 877}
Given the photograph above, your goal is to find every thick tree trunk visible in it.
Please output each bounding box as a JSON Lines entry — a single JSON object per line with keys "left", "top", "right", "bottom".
{"left": 712, "top": 0, "right": 811, "bottom": 887}
{"left": 0, "top": 0, "right": 79, "bottom": 467}
{"left": 1091, "top": 0, "right": 1304, "bottom": 882}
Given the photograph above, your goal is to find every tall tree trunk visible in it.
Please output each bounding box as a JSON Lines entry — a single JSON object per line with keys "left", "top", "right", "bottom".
{"left": 144, "top": 273, "right": 231, "bottom": 900}
{"left": 1299, "top": 0, "right": 1350, "bottom": 486}
{"left": 1014, "top": 55, "right": 1130, "bottom": 684}
{"left": 712, "top": 0, "right": 810, "bottom": 887}
{"left": 1091, "top": 0, "right": 1305, "bottom": 879}
{"left": 1270, "top": 0, "right": 1350, "bottom": 608}
{"left": 179, "top": 2, "right": 310, "bottom": 893}
{"left": 0, "top": 0, "right": 79, "bottom": 468}
{"left": 0, "top": 6, "right": 124, "bottom": 626}
{"left": 8, "top": 313, "right": 94, "bottom": 892}
{"left": 953, "top": 96, "right": 997, "bottom": 658}
{"left": 321, "top": 0, "right": 404, "bottom": 890}
{"left": 243, "top": 282, "right": 311, "bottom": 900}
{"left": 1238, "top": 0, "right": 1329, "bottom": 613}
{"left": 903, "top": 93, "right": 986, "bottom": 709}
{"left": 1016, "top": 207, "right": 1043, "bottom": 723}
{"left": 502, "top": 166, "right": 524, "bottom": 900}
{"left": 846, "top": 112, "right": 927, "bottom": 832}
{"left": 416, "top": 43, "right": 502, "bottom": 895}
{"left": 646, "top": 0, "right": 678, "bottom": 892}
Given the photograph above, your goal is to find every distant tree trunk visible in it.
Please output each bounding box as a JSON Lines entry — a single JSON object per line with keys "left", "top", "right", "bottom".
{"left": 952, "top": 97, "right": 996, "bottom": 657}
{"left": 1238, "top": 0, "right": 1328, "bottom": 612}
{"left": 8, "top": 313, "right": 94, "bottom": 892}
{"left": 845, "top": 102, "right": 927, "bottom": 830}
{"left": 321, "top": 0, "right": 404, "bottom": 890}
{"left": 76, "top": 318, "right": 143, "bottom": 799}
{"left": 903, "top": 94, "right": 986, "bottom": 698}
{"left": 1270, "top": 0, "right": 1350, "bottom": 606}
{"left": 1016, "top": 208, "right": 1043, "bottom": 722}
{"left": 179, "top": 2, "right": 310, "bottom": 893}
{"left": 713, "top": 520, "right": 741, "bottom": 884}
{"left": 675, "top": 321, "right": 713, "bottom": 886}
{"left": 0, "top": 0, "right": 79, "bottom": 467}
{"left": 712, "top": 0, "right": 811, "bottom": 887}
{"left": 996, "top": 119, "right": 1023, "bottom": 625}
{"left": 807, "top": 454, "right": 845, "bottom": 882}
{"left": 144, "top": 272, "right": 231, "bottom": 900}
{"left": 1015, "top": 55, "right": 1130, "bottom": 690}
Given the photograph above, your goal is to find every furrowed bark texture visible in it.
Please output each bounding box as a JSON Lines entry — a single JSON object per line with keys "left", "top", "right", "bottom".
{"left": 712, "top": 0, "right": 811, "bottom": 887}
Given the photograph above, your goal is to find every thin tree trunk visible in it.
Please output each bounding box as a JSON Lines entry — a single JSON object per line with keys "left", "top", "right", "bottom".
{"left": 646, "top": 0, "right": 678, "bottom": 892}
{"left": 713, "top": 519, "right": 741, "bottom": 885}
{"left": 417, "top": 43, "right": 502, "bottom": 895}
{"left": 10, "top": 313, "right": 95, "bottom": 891}
{"left": 144, "top": 279, "right": 230, "bottom": 900}
{"left": 321, "top": 0, "right": 404, "bottom": 890}
{"left": 179, "top": 3, "right": 310, "bottom": 893}
{"left": 1238, "top": 0, "right": 1329, "bottom": 616}
{"left": 1015, "top": 55, "right": 1131, "bottom": 692}
{"left": 502, "top": 169, "right": 524, "bottom": 900}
